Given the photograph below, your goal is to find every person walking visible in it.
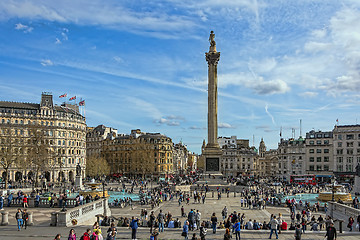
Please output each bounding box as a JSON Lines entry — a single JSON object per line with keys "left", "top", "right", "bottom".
{"left": 0, "top": 194, "right": 4, "bottom": 210}
{"left": 22, "top": 209, "right": 29, "bottom": 229}
{"left": 130, "top": 216, "right": 138, "bottom": 240}
{"left": 182, "top": 220, "right": 189, "bottom": 240}
{"left": 199, "top": 222, "right": 207, "bottom": 240}
{"left": 269, "top": 215, "right": 279, "bottom": 239}
{"left": 149, "top": 211, "right": 156, "bottom": 233}
{"left": 347, "top": 216, "right": 354, "bottom": 231}
{"left": 233, "top": 219, "right": 241, "bottom": 240}
{"left": 195, "top": 210, "right": 201, "bottom": 230}
{"left": 68, "top": 229, "right": 76, "bottom": 240}
{"left": 223, "top": 228, "right": 232, "bottom": 240}
{"left": 294, "top": 224, "right": 302, "bottom": 240}
{"left": 7, "top": 193, "right": 13, "bottom": 207}
{"left": 15, "top": 208, "right": 23, "bottom": 231}
{"left": 157, "top": 209, "right": 165, "bottom": 232}
{"left": 211, "top": 213, "right": 218, "bottom": 234}
{"left": 54, "top": 234, "right": 61, "bottom": 240}
{"left": 325, "top": 223, "right": 337, "bottom": 240}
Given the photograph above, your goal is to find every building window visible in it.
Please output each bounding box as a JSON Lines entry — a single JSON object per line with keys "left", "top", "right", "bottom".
{"left": 309, "top": 157, "right": 314, "bottom": 162}
{"left": 324, "top": 156, "right": 329, "bottom": 162}
{"left": 309, "top": 149, "right": 314, "bottom": 153}
{"left": 309, "top": 165, "right": 314, "bottom": 171}
{"left": 324, "top": 165, "right": 329, "bottom": 171}
{"left": 347, "top": 149, "right": 353, "bottom": 155}
{"left": 337, "top": 149, "right": 343, "bottom": 154}
{"left": 316, "top": 165, "right": 322, "bottom": 171}
{"left": 316, "top": 149, "right": 321, "bottom": 153}
{"left": 346, "top": 134, "right": 354, "bottom": 140}
{"left": 337, "top": 157, "right": 343, "bottom": 163}
{"left": 347, "top": 142, "right": 354, "bottom": 147}
{"left": 309, "top": 140, "right": 314, "bottom": 145}
{"left": 346, "top": 157, "right": 353, "bottom": 163}
{"left": 337, "top": 165, "right": 343, "bottom": 171}
{"left": 316, "top": 140, "right": 321, "bottom": 145}
{"left": 324, "top": 149, "right": 329, "bottom": 153}
{"left": 338, "top": 134, "right": 342, "bottom": 140}
{"left": 317, "top": 157, "right": 321, "bottom": 162}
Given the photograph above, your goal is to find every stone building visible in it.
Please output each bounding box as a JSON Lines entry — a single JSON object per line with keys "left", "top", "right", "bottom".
{"left": 333, "top": 125, "right": 360, "bottom": 181}
{"left": 86, "top": 125, "right": 117, "bottom": 157}
{"left": 102, "top": 129, "right": 173, "bottom": 177}
{"left": 305, "top": 130, "right": 333, "bottom": 182}
{"left": 218, "top": 136, "right": 258, "bottom": 177}
{"left": 0, "top": 93, "right": 87, "bottom": 183}
{"left": 173, "top": 142, "right": 188, "bottom": 174}
{"left": 278, "top": 137, "right": 306, "bottom": 181}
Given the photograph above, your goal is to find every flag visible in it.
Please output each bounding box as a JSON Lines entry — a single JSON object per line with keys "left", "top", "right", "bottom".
{"left": 59, "top": 93, "right": 67, "bottom": 98}
{"left": 79, "top": 100, "right": 85, "bottom": 106}
{"left": 336, "top": 119, "right": 338, "bottom": 122}
{"left": 69, "top": 96, "right": 76, "bottom": 101}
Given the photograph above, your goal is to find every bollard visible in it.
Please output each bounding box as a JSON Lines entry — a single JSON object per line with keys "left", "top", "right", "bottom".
{"left": 212, "top": 191, "right": 214, "bottom": 198}
{"left": 27, "top": 212, "right": 33, "bottom": 226}
{"left": 234, "top": 191, "right": 236, "bottom": 197}
{"left": 1, "top": 211, "right": 9, "bottom": 226}
{"left": 50, "top": 212, "right": 57, "bottom": 226}
{"left": 227, "top": 192, "right": 229, "bottom": 198}
{"left": 339, "top": 220, "right": 343, "bottom": 233}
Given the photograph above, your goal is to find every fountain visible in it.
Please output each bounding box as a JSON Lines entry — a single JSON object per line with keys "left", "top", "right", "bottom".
{"left": 317, "top": 181, "right": 352, "bottom": 202}
{"left": 79, "top": 179, "right": 109, "bottom": 198}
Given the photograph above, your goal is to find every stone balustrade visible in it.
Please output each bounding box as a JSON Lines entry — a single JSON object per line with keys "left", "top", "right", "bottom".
{"left": 55, "top": 197, "right": 111, "bottom": 227}
{"left": 328, "top": 201, "right": 360, "bottom": 222}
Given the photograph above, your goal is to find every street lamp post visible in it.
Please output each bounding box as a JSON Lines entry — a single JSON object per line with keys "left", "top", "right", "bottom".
{"left": 102, "top": 181, "right": 106, "bottom": 198}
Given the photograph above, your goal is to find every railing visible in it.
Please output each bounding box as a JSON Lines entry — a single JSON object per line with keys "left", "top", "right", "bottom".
{"left": 328, "top": 201, "right": 360, "bottom": 221}
{"left": 56, "top": 198, "right": 111, "bottom": 227}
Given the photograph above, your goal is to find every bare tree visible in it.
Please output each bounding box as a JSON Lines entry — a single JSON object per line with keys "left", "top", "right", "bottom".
{"left": 0, "top": 137, "right": 22, "bottom": 189}
{"left": 86, "top": 154, "right": 110, "bottom": 178}
{"left": 27, "top": 125, "right": 51, "bottom": 187}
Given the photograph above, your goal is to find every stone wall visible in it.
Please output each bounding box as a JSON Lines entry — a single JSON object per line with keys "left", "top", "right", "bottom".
{"left": 328, "top": 201, "right": 360, "bottom": 221}
{"left": 56, "top": 198, "right": 111, "bottom": 227}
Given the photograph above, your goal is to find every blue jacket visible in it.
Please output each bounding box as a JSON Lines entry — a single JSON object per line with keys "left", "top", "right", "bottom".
{"left": 233, "top": 222, "right": 241, "bottom": 232}
{"left": 183, "top": 224, "right": 189, "bottom": 233}
{"left": 130, "top": 219, "right": 138, "bottom": 229}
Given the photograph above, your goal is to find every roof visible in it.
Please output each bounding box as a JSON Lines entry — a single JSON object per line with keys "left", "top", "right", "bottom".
{"left": 0, "top": 101, "right": 39, "bottom": 110}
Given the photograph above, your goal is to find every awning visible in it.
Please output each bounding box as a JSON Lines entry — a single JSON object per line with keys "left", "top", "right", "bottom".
{"left": 315, "top": 175, "right": 332, "bottom": 178}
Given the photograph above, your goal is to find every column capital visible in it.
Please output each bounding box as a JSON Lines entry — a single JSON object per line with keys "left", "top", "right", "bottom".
{"left": 205, "top": 51, "right": 220, "bottom": 66}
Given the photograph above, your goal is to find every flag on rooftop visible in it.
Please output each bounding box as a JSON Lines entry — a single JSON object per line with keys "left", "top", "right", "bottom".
{"left": 69, "top": 96, "right": 76, "bottom": 101}
{"left": 79, "top": 100, "right": 85, "bottom": 106}
{"left": 59, "top": 93, "right": 67, "bottom": 98}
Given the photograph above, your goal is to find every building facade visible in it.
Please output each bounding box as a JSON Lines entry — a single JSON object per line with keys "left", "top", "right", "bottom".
{"left": 305, "top": 130, "right": 333, "bottom": 182}
{"left": 278, "top": 137, "right": 306, "bottom": 181}
{"left": 218, "top": 136, "right": 259, "bottom": 177}
{"left": 173, "top": 143, "right": 188, "bottom": 174}
{"left": 333, "top": 125, "right": 360, "bottom": 181}
{"left": 102, "top": 129, "right": 174, "bottom": 177}
{"left": 86, "top": 125, "right": 117, "bottom": 157}
{"left": 0, "top": 93, "right": 87, "bottom": 183}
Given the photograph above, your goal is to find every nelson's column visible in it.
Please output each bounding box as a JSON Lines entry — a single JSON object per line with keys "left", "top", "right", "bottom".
{"left": 202, "top": 31, "right": 223, "bottom": 176}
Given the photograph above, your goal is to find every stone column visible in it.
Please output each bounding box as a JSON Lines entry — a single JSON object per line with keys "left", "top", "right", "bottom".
{"left": 205, "top": 44, "right": 220, "bottom": 148}
{"left": 1, "top": 211, "right": 9, "bottom": 225}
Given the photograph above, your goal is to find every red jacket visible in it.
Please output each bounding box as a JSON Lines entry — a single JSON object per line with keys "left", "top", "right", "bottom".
{"left": 82, "top": 233, "right": 90, "bottom": 240}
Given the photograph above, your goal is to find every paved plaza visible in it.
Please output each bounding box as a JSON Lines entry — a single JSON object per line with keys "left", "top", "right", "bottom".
{"left": 1, "top": 191, "right": 360, "bottom": 239}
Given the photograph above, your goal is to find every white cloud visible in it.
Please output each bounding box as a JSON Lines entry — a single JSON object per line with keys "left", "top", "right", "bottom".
{"left": 154, "top": 115, "right": 185, "bottom": 126}
{"left": 265, "top": 103, "right": 275, "bottom": 125}
{"left": 218, "top": 122, "right": 235, "bottom": 128}
{"left": 1, "top": 0, "right": 199, "bottom": 39}
{"left": 298, "top": 91, "right": 318, "bottom": 98}
{"left": 40, "top": 59, "right": 54, "bottom": 66}
{"left": 113, "top": 56, "right": 123, "bottom": 63}
{"left": 14, "top": 23, "right": 33, "bottom": 33}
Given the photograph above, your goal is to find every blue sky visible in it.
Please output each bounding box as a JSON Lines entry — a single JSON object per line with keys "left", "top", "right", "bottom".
{"left": 1, "top": 0, "right": 360, "bottom": 153}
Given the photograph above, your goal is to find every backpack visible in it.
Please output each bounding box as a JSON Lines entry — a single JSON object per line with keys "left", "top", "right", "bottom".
{"left": 90, "top": 235, "right": 96, "bottom": 240}
{"left": 79, "top": 236, "right": 84, "bottom": 240}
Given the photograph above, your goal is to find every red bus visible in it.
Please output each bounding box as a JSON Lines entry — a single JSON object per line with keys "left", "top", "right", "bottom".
{"left": 290, "top": 174, "right": 316, "bottom": 185}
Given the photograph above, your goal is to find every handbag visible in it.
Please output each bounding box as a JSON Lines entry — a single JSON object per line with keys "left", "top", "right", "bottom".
{"left": 181, "top": 231, "right": 187, "bottom": 237}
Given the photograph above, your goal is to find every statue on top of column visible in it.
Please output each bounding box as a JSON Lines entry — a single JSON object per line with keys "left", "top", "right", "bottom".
{"left": 209, "top": 31, "right": 216, "bottom": 47}
{"left": 76, "top": 163, "right": 81, "bottom": 176}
